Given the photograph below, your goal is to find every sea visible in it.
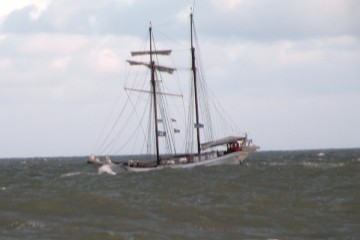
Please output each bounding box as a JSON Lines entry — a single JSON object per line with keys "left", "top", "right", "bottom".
{"left": 1, "top": 149, "right": 359, "bottom": 240}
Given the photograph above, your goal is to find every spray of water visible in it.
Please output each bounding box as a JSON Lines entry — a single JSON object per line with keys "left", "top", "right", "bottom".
{"left": 98, "top": 164, "right": 117, "bottom": 175}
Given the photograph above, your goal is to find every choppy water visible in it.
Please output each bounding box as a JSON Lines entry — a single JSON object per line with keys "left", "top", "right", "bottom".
{"left": 1, "top": 149, "right": 359, "bottom": 239}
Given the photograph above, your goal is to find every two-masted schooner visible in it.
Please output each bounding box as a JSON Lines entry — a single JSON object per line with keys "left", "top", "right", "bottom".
{"left": 89, "top": 12, "right": 259, "bottom": 172}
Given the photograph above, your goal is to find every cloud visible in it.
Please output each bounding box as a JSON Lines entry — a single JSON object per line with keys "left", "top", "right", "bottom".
{"left": 51, "top": 56, "right": 72, "bottom": 70}
{"left": 196, "top": 0, "right": 360, "bottom": 41}
{"left": 211, "top": 0, "right": 254, "bottom": 12}
{"left": 198, "top": 35, "right": 360, "bottom": 93}
{"left": 0, "top": 57, "right": 11, "bottom": 69}
{"left": 1, "top": 0, "right": 359, "bottom": 42}
{"left": 0, "top": 0, "right": 188, "bottom": 37}
{"left": 0, "top": 0, "right": 359, "bottom": 157}
{"left": 0, "top": 0, "right": 50, "bottom": 21}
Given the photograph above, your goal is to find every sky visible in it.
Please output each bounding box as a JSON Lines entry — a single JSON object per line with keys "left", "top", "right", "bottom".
{"left": 0, "top": 0, "right": 359, "bottom": 158}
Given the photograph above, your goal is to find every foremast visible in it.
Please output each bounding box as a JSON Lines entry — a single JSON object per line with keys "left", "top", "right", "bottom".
{"left": 127, "top": 23, "right": 175, "bottom": 166}
{"left": 190, "top": 12, "right": 201, "bottom": 156}
{"left": 149, "top": 25, "right": 161, "bottom": 166}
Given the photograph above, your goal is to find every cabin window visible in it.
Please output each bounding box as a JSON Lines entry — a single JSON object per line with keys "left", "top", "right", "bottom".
{"left": 227, "top": 142, "right": 241, "bottom": 153}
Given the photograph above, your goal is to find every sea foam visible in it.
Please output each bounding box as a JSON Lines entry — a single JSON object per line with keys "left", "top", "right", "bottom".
{"left": 60, "top": 172, "right": 83, "bottom": 178}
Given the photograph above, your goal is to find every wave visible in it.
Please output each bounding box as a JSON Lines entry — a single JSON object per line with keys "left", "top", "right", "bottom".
{"left": 302, "top": 161, "right": 345, "bottom": 169}
{"left": 15, "top": 220, "right": 47, "bottom": 230}
{"left": 60, "top": 172, "right": 83, "bottom": 178}
{"left": 263, "top": 162, "right": 288, "bottom": 166}
{"left": 260, "top": 160, "right": 347, "bottom": 169}
{"left": 60, "top": 171, "right": 96, "bottom": 178}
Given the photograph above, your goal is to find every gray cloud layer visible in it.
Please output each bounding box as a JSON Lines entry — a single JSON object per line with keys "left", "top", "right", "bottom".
{"left": 1, "top": 0, "right": 359, "bottom": 157}
{"left": 2, "top": 0, "right": 359, "bottom": 40}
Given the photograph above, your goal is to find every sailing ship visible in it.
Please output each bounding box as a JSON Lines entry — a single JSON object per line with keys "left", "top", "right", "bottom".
{"left": 89, "top": 12, "right": 259, "bottom": 172}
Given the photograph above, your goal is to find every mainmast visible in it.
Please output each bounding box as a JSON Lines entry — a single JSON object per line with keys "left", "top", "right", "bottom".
{"left": 191, "top": 12, "right": 201, "bottom": 156}
{"left": 149, "top": 24, "right": 161, "bottom": 166}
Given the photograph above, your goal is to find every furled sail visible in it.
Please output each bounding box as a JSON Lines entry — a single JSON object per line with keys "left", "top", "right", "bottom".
{"left": 126, "top": 60, "right": 176, "bottom": 74}
{"left": 131, "top": 50, "right": 172, "bottom": 56}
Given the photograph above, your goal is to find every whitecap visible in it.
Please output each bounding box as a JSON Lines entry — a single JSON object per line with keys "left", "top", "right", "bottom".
{"left": 60, "top": 172, "right": 83, "bottom": 178}
{"left": 265, "top": 162, "right": 288, "bottom": 166}
{"left": 60, "top": 171, "right": 97, "bottom": 178}
{"left": 317, "top": 152, "right": 325, "bottom": 157}
{"left": 16, "top": 221, "right": 46, "bottom": 230}
{"left": 303, "top": 161, "right": 345, "bottom": 169}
